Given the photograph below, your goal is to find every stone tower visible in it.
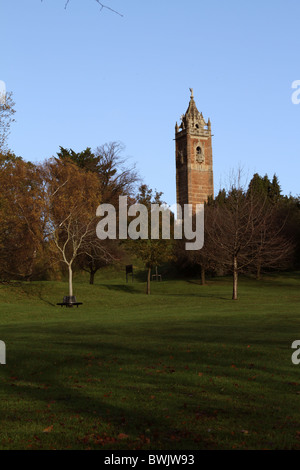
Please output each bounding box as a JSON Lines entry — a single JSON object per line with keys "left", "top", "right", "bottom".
{"left": 175, "top": 89, "right": 214, "bottom": 212}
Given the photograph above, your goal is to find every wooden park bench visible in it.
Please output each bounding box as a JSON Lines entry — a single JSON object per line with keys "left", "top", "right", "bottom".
{"left": 57, "top": 296, "right": 83, "bottom": 308}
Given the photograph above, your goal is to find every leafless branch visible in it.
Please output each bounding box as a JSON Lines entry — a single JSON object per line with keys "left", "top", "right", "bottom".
{"left": 41, "top": 0, "right": 123, "bottom": 17}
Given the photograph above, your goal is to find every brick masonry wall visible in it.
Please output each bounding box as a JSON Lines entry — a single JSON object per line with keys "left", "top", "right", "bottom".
{"left": 176, "top": 132, "right": 214, "bottom": 212}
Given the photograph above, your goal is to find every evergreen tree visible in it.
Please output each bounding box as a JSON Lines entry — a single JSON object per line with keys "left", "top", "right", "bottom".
{"left": 269, "top": 174, "right": 282, "bottom": 203}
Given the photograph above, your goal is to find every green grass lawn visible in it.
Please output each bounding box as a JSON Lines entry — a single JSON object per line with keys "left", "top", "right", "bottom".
{"left": 0, "top": 271, "right": 300, "bottom": 450}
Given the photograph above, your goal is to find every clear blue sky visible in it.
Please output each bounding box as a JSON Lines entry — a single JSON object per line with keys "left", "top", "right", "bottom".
{"left": 2, "top": 0, "right": 300, "bottom": 205}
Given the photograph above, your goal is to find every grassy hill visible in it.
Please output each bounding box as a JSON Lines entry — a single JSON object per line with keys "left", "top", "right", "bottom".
{"left": 0, "top": 271, "right": 299, "bottom": 449}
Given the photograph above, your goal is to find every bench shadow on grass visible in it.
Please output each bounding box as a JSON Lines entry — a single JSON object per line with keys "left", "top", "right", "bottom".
{"left": 38, "top": 295, "right": 56, "bottom": 307}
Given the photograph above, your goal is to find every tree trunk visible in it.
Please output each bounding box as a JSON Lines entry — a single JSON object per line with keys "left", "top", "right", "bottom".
{"left": 147, "top": 267, "right": 151, "bottom": 295}
{"left": 232, "top": 256, "right": 238, "bottom": 300}
{"left": 90, "top": 270, "right": 95, "bottom": 285}
{"left": 200, "top": 265, "right": 206, "bottom": 285}
{"left": 68, "top": 264, "right": 73, "bottom": 297}
{"left": 256, "top": 262, "right": 261, "bottom": 281}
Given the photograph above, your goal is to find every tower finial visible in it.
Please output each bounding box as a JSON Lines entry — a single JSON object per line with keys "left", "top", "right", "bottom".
{"left": 189, "top": 88, "right": 194, "bottom": 99}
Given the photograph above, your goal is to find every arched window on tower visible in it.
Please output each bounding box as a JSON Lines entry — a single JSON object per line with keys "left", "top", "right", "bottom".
{"left": 196, "top": 146, "right": 204, "bottom": 163}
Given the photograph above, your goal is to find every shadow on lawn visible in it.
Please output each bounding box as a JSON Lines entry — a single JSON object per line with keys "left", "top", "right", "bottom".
{"left": 101, "top": 282, "right": 231, "bottom": 300}
{"left": 0, "top": 333, "right": 220, "bottom": 449}
{"left": 99, "top": 284, "right": 141, "bottom": 295}
{"left": 1, "top": 319, "right": 299, "bottom": 449}
{"left": 38, "top": 295, "right": 56, "bottom": 307}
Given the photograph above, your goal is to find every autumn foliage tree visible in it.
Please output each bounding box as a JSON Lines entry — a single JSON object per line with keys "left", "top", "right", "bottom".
{"left": 57, "top": 142, "right": 139, "bottom": 284}
{"left": 0, "top": 153, "right": 45, "bottom": 280}
{"left": 57, "top": 143, "right": 138, "bottom": 204}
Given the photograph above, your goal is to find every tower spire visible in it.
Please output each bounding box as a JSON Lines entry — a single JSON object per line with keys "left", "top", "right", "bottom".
{"left": 175, "top": 90, "right": 214, "bottom": 209}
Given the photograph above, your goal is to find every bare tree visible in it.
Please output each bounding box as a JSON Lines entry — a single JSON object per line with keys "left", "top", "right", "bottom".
{"left": 0, "top": 92, "right": 16, "bottom": 152}
{"left": 56, "top": 142, "right": 139, "bottom": 284}
{"left": 57, "top": 142, "right": 139, "bottom": 204}
{"left": 94, "top": 142, "right": 139, "bottom": 203}
{"left": 41, "top": 0, "right": 123, "bottom": 16}
{"left": 206, "top": 186, "right": 294, "bottom": 300}
{"left": 185, "top": 242, "right": 214, "bottom": 286}
{"left": 77, "top": 231, "right": 121, "bottom": 285}
{"left": 43, "top": 158, "right": 101, "bottom": 298}
{"left": 247, "top": 204, "right": 295, "bottom": 280}
{"left": 128, "top": 185, "right": 175, "bottom": 295}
